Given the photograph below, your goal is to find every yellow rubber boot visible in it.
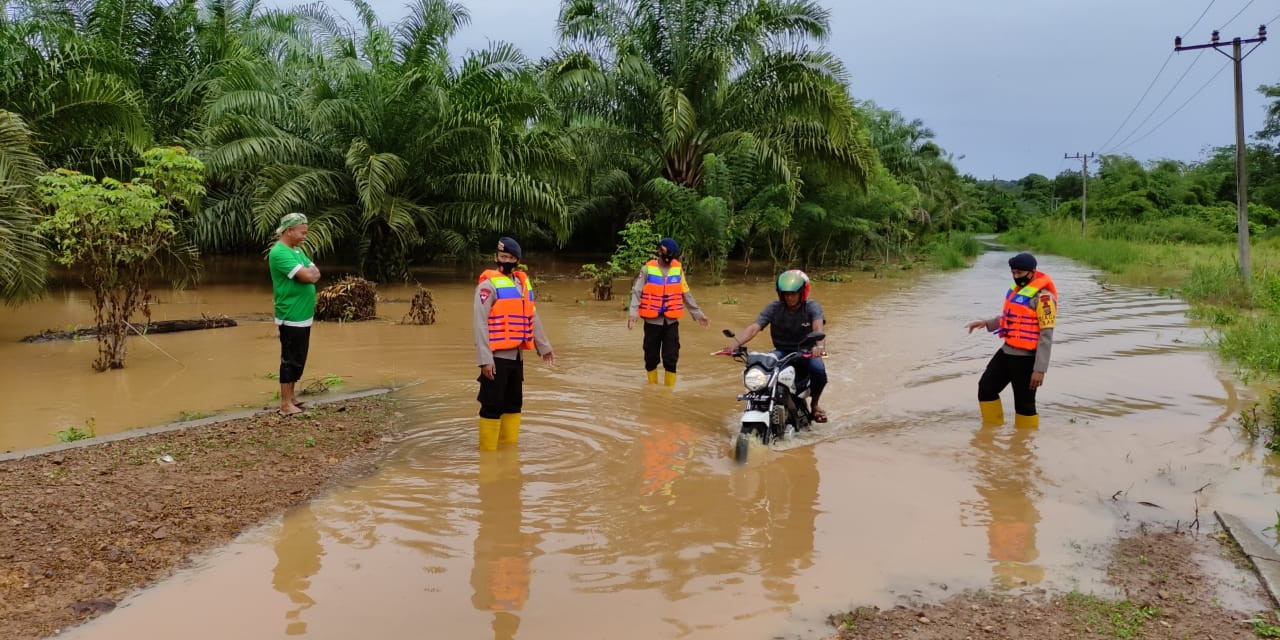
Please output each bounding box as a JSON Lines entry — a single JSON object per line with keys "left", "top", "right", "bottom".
{"left": 663, "top": 371, "right": 677, "bottom": 387}
{"left": 979, "top": 399, "right": 1004, "bottom": 426}
{"left": 646, "top": 370, "right": 659, "bottom": 385}
{"left": 498, "top": 413, "right": 521, "bottom": 444}
{"left": 1014, "top": 413, "right": 1040, "bottom": 429}
{"left": 478, "top": 417, "right": 501, "bottom": 451}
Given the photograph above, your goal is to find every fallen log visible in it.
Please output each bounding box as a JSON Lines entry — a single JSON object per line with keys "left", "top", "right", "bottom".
{"left": 21, "top": 316, "right": 238, "bottom": 343}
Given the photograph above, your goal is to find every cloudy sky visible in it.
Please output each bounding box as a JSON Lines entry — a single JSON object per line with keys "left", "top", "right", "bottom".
{"left": 298, "top": 0, "right": 1280, "bottom": 180}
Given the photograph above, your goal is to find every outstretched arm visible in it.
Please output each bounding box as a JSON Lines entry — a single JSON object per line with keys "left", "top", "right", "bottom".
{"left": 731, "top": 323, "right": 763, "bottom": 348}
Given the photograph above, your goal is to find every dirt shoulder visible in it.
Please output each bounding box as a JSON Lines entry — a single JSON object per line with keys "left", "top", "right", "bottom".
{"left": 826, "top": 525, "right": 1280, "bottom": 639}
{"left": 0, "top": 397, "right": 403, "bottom": 640}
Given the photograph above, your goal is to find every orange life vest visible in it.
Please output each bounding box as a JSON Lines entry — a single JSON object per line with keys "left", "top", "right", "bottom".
{"left": 637, "top": 259, "right": 685, "bottom": 319}
{"left": 479, "top": 269, "right": 535, "bottom": 351}
{"left": 998, "top": 272, "right": 1057, "bottom": 351}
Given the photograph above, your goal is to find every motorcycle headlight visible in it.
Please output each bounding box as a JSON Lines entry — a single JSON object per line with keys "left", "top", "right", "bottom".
{"left": 743, "top": 367, "right": 768, "bottom": 391}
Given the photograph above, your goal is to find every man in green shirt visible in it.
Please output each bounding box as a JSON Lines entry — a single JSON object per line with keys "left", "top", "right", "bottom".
{"left": 269, "top": 212, "right": 321, "bottom": 416}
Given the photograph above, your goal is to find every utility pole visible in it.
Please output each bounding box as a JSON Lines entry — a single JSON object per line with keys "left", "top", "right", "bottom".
{"left": 1176, "top": 25, "right": 1268, "bottom": 282}
{"left": 1063, "top": 153, "right": 1094, "bottom": 234}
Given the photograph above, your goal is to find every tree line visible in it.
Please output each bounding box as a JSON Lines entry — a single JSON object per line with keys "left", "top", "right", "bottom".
{"left": 0, "top": 0, "right": 1001, "bottom": 299}
{"left": 4, "top": 0, "right": 1278, "bottom": 304}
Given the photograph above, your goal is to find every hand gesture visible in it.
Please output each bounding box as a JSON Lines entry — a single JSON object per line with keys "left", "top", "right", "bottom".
{"left": 965, "top": 320, "right": 987, "bottom": 334}
{"left": 697, "top": 316, "right": 710, "bottom": 328}
{"left": 543, "top": 352, "right": 556, "bottom": 367}
{"left": 627, "top": 315, "right": 638, "bottom": 330}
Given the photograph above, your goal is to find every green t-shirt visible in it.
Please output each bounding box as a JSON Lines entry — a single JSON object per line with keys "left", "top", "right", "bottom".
{"left": 269, "top": 241, "right": 316, "bottom": 325}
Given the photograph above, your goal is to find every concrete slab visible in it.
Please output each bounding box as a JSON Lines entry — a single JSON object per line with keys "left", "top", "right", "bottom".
{"left": 1215, "top": 511, "right": 1280, "bottom": 608}
{"left": 0, "top": 387, "right": 394, "bottom": 463}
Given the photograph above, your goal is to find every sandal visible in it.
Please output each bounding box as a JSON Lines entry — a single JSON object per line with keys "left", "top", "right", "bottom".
{"left": 812, "top": 407, "right": 828, "bottom": 423}
{"left": 276, "top": 408, "right": 304, "bottom": 417}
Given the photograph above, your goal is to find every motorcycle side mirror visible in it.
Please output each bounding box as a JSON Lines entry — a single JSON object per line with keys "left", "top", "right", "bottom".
{"left": 722, "top": 329, "right": 736, "bottom": 338}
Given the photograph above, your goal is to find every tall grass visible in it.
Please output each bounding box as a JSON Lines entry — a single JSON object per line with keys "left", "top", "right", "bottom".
{"left": 1003, "top": 217, "right": 1280, "bottom": 379}
{"left": 926, "top": 232, "right": 983, "bottom": 270}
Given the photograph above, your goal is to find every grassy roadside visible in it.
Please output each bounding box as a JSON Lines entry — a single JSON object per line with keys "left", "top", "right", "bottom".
{"left": 1002, "top": 218, "right": 1280, "bottom": 451}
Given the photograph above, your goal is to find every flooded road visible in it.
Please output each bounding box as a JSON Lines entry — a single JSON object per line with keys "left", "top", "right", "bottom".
{"left": 6, "top": 251, "right": 1280, "bottom": 639}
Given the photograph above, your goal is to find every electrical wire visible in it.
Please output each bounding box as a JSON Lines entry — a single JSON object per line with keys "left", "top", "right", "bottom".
{"left": 1183, "top": 0, "right": 1216, "bottom": 35}
{"left": 1218, "top": 0, "right": 1257, "bottom": 30}
{"left": 1103, "top": 50, "right": 1206, "bottom": 153}
{"left": 1112, "top": 58, "right": 1231, "bottom": 154}
{"left": 1093, "top": 0, "right": 1221, "bottom": 151}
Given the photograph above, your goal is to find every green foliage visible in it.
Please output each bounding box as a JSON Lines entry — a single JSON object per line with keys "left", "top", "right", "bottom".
{"left": 1063, "top": 592, "right": 1161, "bottom": 639}
{"left": 0, "top": 110, "right": 49, "bottom": 302}
{"left": 301, "top": 373, "right": 345, "bottom": 395}
{"left": 53, "top": 418, "right": 97, "bottom": 443}
{"left": 34, "top": 147, "right": 205, "bottom": 370}
{"left": 580, "top": 220, "right": 658, "bottom": 299}
{"left": 926, "top": 232, "right": 982, "bottom": 270}
{"left": 1003, "top": 219, "right": 1141, "bottom": 274}
{"left": 1251, "top": 611, "right": 1280, "bottom": 637}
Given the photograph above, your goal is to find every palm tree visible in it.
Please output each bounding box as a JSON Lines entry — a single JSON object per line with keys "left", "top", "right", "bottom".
{"left": 550, "top": 0, "right": 874, "bottom": 201}
{"left": 196, "top": 0, "right": 571, "bottom": 279}
{"left": 0, "top": 110, "right": 49, "bottom": 302}
{"left": 0, "top": 0, "right": 151, "bottom": 175}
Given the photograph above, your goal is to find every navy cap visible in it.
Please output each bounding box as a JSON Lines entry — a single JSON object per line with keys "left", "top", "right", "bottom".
{"left": 1008, "top": 252, "right": 1037, "bottom": 271}
{"left": 497, "top": 236, "right": 522, "bottom": 260}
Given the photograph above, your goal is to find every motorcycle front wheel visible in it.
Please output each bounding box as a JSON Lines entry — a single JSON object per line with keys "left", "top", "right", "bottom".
{"left": 733, "top": 434, "right": 750, "bottom": 464}
{"left": 735, "top": 422, "right": 766, "bottom": 464}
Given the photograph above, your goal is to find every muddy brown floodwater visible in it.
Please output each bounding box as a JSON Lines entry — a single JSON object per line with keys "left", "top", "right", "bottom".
{"left": 3, "top": 251, "right": 1280, "bottom": 639}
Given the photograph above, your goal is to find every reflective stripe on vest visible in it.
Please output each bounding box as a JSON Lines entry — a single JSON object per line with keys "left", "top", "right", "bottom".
{"left": 637, "top": 259, "right": 685, "bottom": 319}
{"left": 480, "top": 269, "right": 535, "bottom": 350}
{"left": 998, "top": 273, "right": 1057, "bottom": 351}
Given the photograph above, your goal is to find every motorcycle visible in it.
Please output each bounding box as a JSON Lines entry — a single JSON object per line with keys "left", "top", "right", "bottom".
{"left": 718, "top": 329, "right": 826, "bottom": 463}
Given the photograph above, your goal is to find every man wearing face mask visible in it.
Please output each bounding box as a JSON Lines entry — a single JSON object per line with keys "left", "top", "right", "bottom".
{"left": 473, "top": 236, "right": 555, "bottom": 450}
{"left": 966, "top": 252, "right": 1058, "bottom": 429}
{"left": 628, "top": 238, "right": 710, "bottom": 387}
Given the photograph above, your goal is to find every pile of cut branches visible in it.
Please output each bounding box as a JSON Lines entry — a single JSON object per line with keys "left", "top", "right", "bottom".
{"left": 402, "top": 288, "right": 437, "bottom": 325}
{"left": 316, "top": 277, "right": 377, "bottom": 321}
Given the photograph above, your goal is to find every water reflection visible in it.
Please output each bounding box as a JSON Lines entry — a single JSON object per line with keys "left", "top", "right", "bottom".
{"left": 969, "top": 425, "right": 1043, "bottom": 587}
{"left": 270, "top": 504, "right": 324, "bottom": 635}
{"left": 471, "top": 448, "right": 537, "bottom": 640}
{"left": 733, "top": 447, "right": 820, "bottom": 606}
{"left": 636, "top": 392, "right": 696, "bottom": 510}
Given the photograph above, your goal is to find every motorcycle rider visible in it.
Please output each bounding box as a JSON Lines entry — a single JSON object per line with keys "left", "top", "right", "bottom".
{"left": 723, "top": 270, "right": 829, "bottom": 423}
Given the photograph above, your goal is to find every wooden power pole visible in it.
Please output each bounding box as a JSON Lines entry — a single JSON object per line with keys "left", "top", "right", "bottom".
{"left": 1176, "top": 25, "right": 1268, "bottom": 281}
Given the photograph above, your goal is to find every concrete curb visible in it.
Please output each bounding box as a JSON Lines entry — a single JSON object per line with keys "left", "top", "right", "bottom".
{"left": 0, "top": 387, "right": 395, "bottom": 463}
{"left": 1215, "top": 511, "right": 1280, "bottom": 608}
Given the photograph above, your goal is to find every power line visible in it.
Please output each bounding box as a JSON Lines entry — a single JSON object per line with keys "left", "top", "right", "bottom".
{"left": 1219, "top": 0, "right": 1257, "bottom": 30}
{"left": 1184, "top": 0, "right": 1216, "bottom": 35}
{"left": 1112, "top": 59, "right": 1231, "bottom": 153}
{"left": 1267, "top": 10, "right": 1280, "bottom": 26}
{"left": 1095, "top": 53, "right": 1174, "bottom": 151}
{"left": 1103, "top": 51, "right": 1206, "bottom": 153}
{"left": 1093, "top": 0, "right": 1222, "bottom": 152}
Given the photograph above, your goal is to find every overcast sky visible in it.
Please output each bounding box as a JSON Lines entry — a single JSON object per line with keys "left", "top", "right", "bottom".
{"left": 294, "top": 0, "right": 1280, "bottom": 180}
